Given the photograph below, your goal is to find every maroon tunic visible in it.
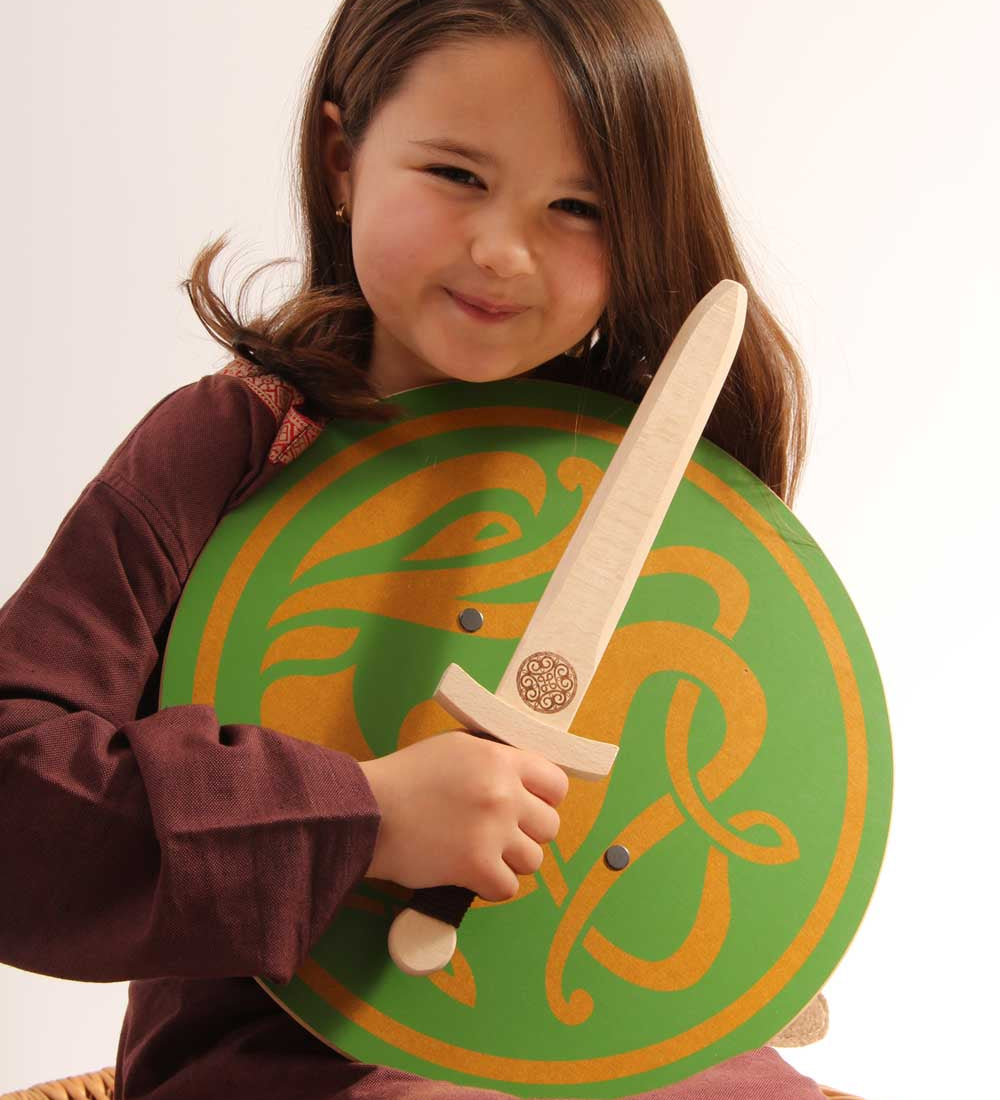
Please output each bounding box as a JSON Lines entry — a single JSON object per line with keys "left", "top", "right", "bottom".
{"left": 0, "top": 362, "right": 828, "bottom": 1099}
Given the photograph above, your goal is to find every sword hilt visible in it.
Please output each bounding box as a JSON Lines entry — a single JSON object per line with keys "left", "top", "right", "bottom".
{"left": 386, "top": 663, "right": 616, "bottom": 975}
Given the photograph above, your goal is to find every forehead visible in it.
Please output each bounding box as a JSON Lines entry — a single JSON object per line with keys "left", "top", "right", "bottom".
{"left": 376, "top": 37, "right": 590, "bottom": 175}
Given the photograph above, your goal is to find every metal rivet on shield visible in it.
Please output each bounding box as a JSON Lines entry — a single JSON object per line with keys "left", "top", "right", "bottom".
{"left": 458, "top": 608, "right": 484, "bottom": 633}
{"left": 604, "top": 844, "right": 630, "bottom": 871}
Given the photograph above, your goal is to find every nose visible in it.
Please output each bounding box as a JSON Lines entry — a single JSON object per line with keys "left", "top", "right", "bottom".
{"left": 467, "top": 207, "right": 535, "bottom": 280}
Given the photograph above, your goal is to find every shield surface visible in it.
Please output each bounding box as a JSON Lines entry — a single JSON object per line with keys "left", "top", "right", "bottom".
{"left": 160, "top": 378, "right": 892, "bottom": 1097}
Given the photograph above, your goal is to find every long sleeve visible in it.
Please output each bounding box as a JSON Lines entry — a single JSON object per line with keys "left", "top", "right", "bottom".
{"left": 0, "top": 370, "right": 380, "bottom": 985}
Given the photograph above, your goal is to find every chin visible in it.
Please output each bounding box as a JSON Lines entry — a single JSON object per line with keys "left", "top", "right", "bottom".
{"left": 431, "top": 363, "right": 520, "bottom": 385}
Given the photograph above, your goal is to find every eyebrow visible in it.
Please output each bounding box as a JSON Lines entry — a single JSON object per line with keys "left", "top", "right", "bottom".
{"left": 411, "top": 137, "right": 599, "bottom": 194}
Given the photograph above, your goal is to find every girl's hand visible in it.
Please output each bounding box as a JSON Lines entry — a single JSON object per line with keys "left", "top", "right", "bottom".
{"left": 357, "top": 730, "right": 569, "bottom": 902}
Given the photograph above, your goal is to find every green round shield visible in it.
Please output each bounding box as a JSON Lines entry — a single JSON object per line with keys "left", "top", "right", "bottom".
{"left": 160, "top": 378, "right": 892, "bottom": 1096}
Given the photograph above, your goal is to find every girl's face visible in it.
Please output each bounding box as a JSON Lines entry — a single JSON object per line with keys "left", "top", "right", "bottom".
{"left": 322, "top": 36, "right": 609, "bottom": 398}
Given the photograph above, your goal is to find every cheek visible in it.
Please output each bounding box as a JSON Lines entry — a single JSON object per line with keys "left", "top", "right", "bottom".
{"left": 557, "top": 239, "right": 608, "bottom": 326}
{"left": 353, "top": 198, "right": 452, "bottom": 299}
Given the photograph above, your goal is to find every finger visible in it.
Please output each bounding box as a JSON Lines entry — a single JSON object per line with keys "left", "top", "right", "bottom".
{"left": 516, "top": 751, "right": 570, "bottom": 807}
{"left": 518, "top": 793, "right": 560, "bottom": 845}
{"left": 503, "top": 830, "right": 545, "bottom": 877}
{"left": 480, "top": 860, "right": 522, "bottom": 902}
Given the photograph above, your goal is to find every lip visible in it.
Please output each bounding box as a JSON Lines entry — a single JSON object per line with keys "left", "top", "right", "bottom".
{"left": 447, "top": 289, "right": 528, "bottom": 315}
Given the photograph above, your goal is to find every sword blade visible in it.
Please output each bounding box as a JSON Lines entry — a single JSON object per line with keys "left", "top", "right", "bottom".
{"left": 493, "top": 280, "right": 747, "bottom": 727}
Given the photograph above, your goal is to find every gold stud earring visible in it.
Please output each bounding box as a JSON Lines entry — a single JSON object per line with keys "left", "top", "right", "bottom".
{"left": 334, "top": 202, "right": 351, "bottom": 225}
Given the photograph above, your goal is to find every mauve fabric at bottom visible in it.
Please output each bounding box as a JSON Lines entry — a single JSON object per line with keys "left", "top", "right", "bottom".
{"left": 116, "top": 976, "right": 828, "bottom": 1099}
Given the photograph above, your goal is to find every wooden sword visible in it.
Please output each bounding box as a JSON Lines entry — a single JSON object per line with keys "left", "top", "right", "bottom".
{"left": 388, "top": 279, "right": 748, "bottom": 975}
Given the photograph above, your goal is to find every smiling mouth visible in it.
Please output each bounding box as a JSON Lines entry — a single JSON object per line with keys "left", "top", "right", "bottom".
{"left": 447, "top": 289, "right": 527, "bottom": 317}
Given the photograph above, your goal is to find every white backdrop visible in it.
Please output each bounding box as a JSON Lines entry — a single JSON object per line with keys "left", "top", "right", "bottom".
{"left": 2, "top": 2, "right": 996, "bottom": 1096}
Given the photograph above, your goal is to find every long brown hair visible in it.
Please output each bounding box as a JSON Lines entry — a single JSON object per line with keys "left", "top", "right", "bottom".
{"left": 183, "top": 0, "right": 810, "bottom": 503}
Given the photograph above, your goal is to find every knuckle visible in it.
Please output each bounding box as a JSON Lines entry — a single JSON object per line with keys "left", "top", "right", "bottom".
{"left": 479, "top": 772, "right": 517, "bottom": 812}
{"left": 478, "top": 782, "right": 507, "bottom": 812}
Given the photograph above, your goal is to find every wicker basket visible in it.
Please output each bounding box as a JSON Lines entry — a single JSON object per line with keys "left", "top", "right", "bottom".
{"left": 0, "top": 1067, "right": 114, "bottom": 1100}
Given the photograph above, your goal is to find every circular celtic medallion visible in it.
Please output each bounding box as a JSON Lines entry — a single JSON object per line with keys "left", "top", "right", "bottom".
{"left": 516, "top": 650, "right": 577, "bottom": 713}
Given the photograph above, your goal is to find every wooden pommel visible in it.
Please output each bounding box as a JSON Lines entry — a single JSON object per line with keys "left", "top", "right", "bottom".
{"left": 387, "top": 908, "right": 458, "bottom": 976}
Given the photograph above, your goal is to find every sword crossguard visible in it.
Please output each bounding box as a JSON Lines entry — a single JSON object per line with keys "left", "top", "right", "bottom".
{"left": 386, "top": 662, "right": 617, "bottom": 976}
{"left": 434, "top": 663, "right": 618, "bottom": 780}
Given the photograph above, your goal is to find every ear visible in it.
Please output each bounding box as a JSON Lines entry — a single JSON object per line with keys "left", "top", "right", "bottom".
{"left": 321, "top": 101, "right": 353, "bottom": 208}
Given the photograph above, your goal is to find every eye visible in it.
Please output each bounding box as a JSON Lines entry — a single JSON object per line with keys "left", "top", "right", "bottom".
{"left": 559, "top": 198, "right": 602, "bottom": 222}
{"left": 425, "top": 165, "right": 602, "bottom": 222}
{"left": 426, "top": 164, "right": 483, "bottom": 188}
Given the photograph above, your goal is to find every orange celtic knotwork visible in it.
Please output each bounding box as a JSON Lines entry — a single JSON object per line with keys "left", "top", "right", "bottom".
{"left": 542, "top": 570, "right": 798, "bottom": 1025}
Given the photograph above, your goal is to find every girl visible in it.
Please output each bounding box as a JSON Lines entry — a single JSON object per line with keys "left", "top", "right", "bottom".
{"left": 0, "top": 1, "right": 826, "bottom": 1097}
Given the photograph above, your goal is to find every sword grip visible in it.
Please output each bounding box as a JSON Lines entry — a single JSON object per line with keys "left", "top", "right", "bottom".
{"left": 388, "top": 887, "right": 473, "bottom": 975}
